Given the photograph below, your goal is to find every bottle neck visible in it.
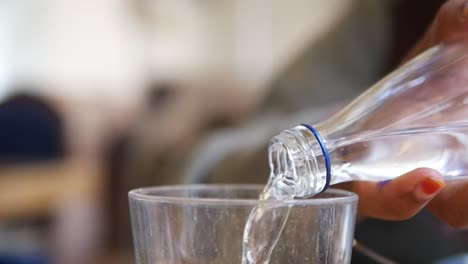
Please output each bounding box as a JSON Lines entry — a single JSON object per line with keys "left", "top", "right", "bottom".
{"left": 268, "top": 125, "right": 330, "bottom": 197}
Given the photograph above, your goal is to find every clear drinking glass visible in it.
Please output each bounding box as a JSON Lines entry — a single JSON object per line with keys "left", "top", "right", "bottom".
{"left": 129, "top": 184, "right": 358, "bottom": 264}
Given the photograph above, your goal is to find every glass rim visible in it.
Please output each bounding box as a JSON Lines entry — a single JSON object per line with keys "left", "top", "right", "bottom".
{"left": 128, "top": 184, "right": 358, "bottom": 206}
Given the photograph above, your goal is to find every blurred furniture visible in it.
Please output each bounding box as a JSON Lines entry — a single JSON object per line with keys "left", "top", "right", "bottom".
{"left": 0, "top": 160, "right": 101, "bottom": 221}
{"left": 0, "top": 92, "right": 104, "bottom": 264}
{"left": 0, "top": 92, "right": 65, "bottom": 264}
{"left": 0, "top": 93, "right": 64, "bottom": 163}
{"left": 0, "top": 160, "right": 104, "bottom": 264}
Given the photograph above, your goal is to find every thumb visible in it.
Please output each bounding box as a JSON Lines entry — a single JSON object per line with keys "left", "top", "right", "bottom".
{"left": 352, "top": 168, "right": 445, "bottom": 220}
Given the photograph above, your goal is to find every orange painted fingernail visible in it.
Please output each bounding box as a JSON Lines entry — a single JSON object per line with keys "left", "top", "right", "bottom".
{"left": 420, "top": 177, "right": 445, "bottom": 195}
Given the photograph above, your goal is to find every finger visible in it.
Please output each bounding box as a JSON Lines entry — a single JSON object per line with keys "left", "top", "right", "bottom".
{"left": 404, "top": 0, "right": 468, "bottom": 61}
{"left": 433, "top": 0, "right": 468, "bottom": 42}
{"left": 428, "top": 179, "right": 468, "bottom": 229}
{"left": 352, "top": 168, "right": 445, "bottom": 220}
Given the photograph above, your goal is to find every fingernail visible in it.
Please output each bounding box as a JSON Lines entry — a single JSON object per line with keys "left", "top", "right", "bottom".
{"left": 415, "top": 177, "right": 445, "bottom": 201}
{"left": 421, "top": 177, "right": 445, "bottom": 194}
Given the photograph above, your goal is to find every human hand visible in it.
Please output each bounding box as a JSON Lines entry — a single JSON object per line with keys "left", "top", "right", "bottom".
{"left": 346, "top": 0, "right": 468, "bottom": 228}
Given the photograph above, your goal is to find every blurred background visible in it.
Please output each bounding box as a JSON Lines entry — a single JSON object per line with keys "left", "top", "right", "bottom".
{"left": 0, "top": 0, "right": 467, "bottom": 263}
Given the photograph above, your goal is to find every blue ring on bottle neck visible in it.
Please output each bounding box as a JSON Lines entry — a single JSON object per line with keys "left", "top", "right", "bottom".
{"left": 301, "top": 124, "right": 331, "bottom": 193}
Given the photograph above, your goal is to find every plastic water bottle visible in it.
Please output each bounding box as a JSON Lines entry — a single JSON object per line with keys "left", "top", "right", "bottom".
{"left": 267, "top": 38, "right": 468, "bottom": 198}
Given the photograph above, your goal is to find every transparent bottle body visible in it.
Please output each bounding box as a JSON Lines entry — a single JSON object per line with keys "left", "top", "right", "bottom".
{"left": 269, "top": 38, "right": 468, "bottom": 198}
